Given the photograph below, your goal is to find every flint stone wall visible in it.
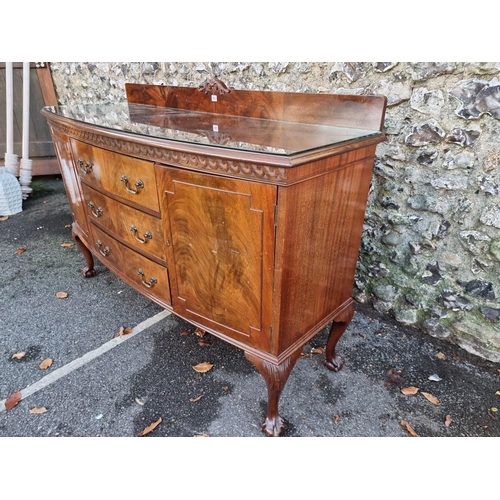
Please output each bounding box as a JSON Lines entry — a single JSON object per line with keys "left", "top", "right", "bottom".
{"left": 48, "top": 62, "right": 500, "bottom": 362}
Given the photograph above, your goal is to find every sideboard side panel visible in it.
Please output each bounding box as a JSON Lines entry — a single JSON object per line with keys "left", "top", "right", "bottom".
{"left": 273, "top": 148, "right": 376, "bottom": 354}
{"left": 49, "top": 126, "right": 91, "bottom": 239}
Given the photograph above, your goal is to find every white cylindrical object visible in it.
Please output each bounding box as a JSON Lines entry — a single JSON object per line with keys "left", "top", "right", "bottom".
{"left": 22, "top": 62, "right": 30, "bottom": 160}
{"left": 5, "top": 62, "right": 19, "bottom": 176}
{"left": 19, "top": 157, "right": 33, "bottom": 200}
{"left": 6, "top": 62, "right": 13, "bottom": 154}
{"left": 19, "top": 62, "right": 33, "bottom": 200}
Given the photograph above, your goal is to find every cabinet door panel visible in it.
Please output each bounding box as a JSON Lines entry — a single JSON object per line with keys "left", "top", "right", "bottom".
{"left": 159, "top": 167, "right": 276, "bottom": 349}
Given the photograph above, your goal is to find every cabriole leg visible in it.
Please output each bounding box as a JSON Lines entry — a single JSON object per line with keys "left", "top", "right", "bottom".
{"left": 72, "top": 224, "right": 97, "bottom": 278}
{"left": 324, "top": 304, "right": 354, "bottom": 372}
{"left": 245, "top": 349, "right": 302, "bottom": 437}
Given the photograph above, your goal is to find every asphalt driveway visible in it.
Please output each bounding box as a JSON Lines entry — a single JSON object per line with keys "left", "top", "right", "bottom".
{"left": 1, "top": 175, "right": 499, "bottom": 438}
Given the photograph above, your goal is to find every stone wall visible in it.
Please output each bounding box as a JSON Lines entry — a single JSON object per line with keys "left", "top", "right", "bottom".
{"left": 48, "top": 62, "right": 500, "bottom": 362}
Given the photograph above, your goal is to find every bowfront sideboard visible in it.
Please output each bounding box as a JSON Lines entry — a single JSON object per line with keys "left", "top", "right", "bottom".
{"left": 42, "top": 79, "right": 386, "bottom": 436}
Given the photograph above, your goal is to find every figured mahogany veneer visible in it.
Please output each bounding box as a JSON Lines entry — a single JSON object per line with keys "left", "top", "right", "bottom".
{"left": 42, "top": 80, "right": 386, "bottom": 436}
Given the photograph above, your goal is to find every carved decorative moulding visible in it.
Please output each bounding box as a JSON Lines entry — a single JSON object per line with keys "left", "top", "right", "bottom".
{"left": 50, "top": 121, "right": 286, "bottom": 183}
{"left": 198, "top": 78, "right": 232, "bottom": 96}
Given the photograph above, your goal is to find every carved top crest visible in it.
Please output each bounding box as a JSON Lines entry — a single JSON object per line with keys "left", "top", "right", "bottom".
{"left": 198, "top": 78, "right": 231, "bottom": 96}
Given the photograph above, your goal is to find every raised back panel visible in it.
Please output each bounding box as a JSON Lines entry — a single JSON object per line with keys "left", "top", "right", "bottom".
{"left": 125, "top": 81, "right": 387, "bottom": 131}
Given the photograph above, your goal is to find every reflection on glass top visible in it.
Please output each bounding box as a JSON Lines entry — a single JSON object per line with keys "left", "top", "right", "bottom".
{"left": 46, "top": 102, "right": 379, "bottom": 156}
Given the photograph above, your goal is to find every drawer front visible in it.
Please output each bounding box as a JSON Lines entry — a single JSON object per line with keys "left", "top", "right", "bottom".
{"left": 91, "top": 224, "right": 171, "bottom": 307}
{"left": 70, "top": 139, "right": 160, "bottom": 212}
{"left": 82, "top": 183, "right": 166, "bottom": 261}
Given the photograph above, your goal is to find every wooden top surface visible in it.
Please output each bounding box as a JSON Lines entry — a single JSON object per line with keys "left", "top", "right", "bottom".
{"left": 42, "top": 79, "right": 387, "bottom": 162}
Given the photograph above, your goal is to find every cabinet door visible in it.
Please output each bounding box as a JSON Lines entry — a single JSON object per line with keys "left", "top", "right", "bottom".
{"left": 158, "top": 166, "right": 276, "bottom": 350}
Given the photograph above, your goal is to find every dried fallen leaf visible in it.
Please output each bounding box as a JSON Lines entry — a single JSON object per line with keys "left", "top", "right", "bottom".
{"left": 333, "top": 414, "right": 340, "bottom": 424}
{"left": 190, "top": 395, "right": 203, "bottom": 402}
{"left": 192, "top": 362, "right": 213, "bottom": 373}
{"left": 311, "top": 347, "right": 324, "bottom": 354}
{"left": 29, "top": 407, "right": 48, "bottom": 414}
{"left": 12, "top": 351, "right": 26, "bottom": 360}
{"left": 400, "top": 419, "right": 419, "bottom": 437}
{"left": 436, "top": 352, "right": 446, "bottom": 360}
{"left": 198, "top": 337, "right": 212, "bottom": 347}
{"left": 194, "top": 327, "right": 206, "bottom": 337}
{"left": 444, "top": 414, "right": 452, "bottom": 427}
{"left": 56, "top": 291, "right": 68, "bottom": 298}
{"left": 181, "top": 329, "right": 191, "bottom": 336}
{"left": 15, "top": 247, "right": 26, "bottom": 255}
{"left": 421, "top": 392, "right": 440, "bottom": 405}
{"left": 61, "top": 242, "right": 74, "bottom": 248}
{"left": 5, "top": 391, "right": 21, "bottom": 411}
{"left": 401, "top": 386, "right": 419, "bottom": 395}
{"left": 137, "top": 417, "right": 162, "bottom": 436}
{"left": 300, "top": 352, "right": 312, "bottom": 358}
{"left": 117, "top": 326, "right": 132, "bottom": 337}
{"left": 39, "top": 358, "right": 53, "bottom": 370}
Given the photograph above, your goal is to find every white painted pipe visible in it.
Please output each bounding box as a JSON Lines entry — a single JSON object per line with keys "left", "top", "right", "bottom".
{"left": 4, "top": 62, "right": 19, "bottom": 176}
{"left": 6, "top": 62, "right": 13, "bottom": 154}
{"left": 22, "top": 61, "right": 30, "bottom": 159}
{"left": 19, "top": 62, "right": 33, "bottom": 199}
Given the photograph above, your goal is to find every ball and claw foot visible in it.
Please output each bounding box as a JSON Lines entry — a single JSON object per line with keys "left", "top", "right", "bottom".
{"left": 81, "top": 267, "right": 97, "bottom": 278}
{"left": 262, "top": 415, "right": 288, "bottom": 437}
{"left": 324, "top": 353, "right": 345, "bottom": 372}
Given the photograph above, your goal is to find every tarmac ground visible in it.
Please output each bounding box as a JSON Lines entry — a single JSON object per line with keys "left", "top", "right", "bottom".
{"left": 1, "top": 175, "right": 499, "bottom": 441}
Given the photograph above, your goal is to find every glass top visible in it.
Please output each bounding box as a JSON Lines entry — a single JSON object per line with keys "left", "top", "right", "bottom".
{"left": 45, "top": 102, "right": 380, "bottom": 156}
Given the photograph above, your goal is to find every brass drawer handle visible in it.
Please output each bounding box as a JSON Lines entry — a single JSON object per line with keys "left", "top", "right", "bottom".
{"left": 121, "top": 175, "right": 144, "bottom": 194}
{"left": 77, "top": 158, "right": 93, "bottom": 175}
{"left": 95, "top": 240, "right": 110, "bottom": 257}
{"left": 130, "top": 225, "right": 152, "bottom": 244}
{"left": 88, "top": 201, "right": 103, "bottom": 218}
{"left": 138, "top": 269, "right": 157, "bottom": 288}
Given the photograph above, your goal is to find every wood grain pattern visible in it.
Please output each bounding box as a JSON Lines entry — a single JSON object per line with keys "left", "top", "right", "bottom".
{"left": 49, "top": 127, "right": 90, "bottom": 239}
{"left": 70, "top": 138, "right": 160, "bottom": 213}
{"left": 81, "top": 183, "right": 166, "bottom": 262}
{"left": 157, "top": 166, "right": 276, "bottom": 349}
{"left": 126, "top": 83, "right": 387, "bottom": 131}
{"left": 91, "top": 224, "right": 171, "bottom": 307}
{"left": 272, "top": 149, "right": 376, "bottom": 355}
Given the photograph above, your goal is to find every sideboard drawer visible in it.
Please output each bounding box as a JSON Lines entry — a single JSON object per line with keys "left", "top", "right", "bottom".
{"left": 70, "top": 139, "right": 160, "bottom": 213}
{"left": 82, "top": 183, "right": 166, "bottom": 262}
{"left": 91, "top": 224, "right": 171, "bottom": 307}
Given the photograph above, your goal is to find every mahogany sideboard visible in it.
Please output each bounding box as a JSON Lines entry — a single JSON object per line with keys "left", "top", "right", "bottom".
{"left": 41, "top": 80, "right": 387, "bottom": 436}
